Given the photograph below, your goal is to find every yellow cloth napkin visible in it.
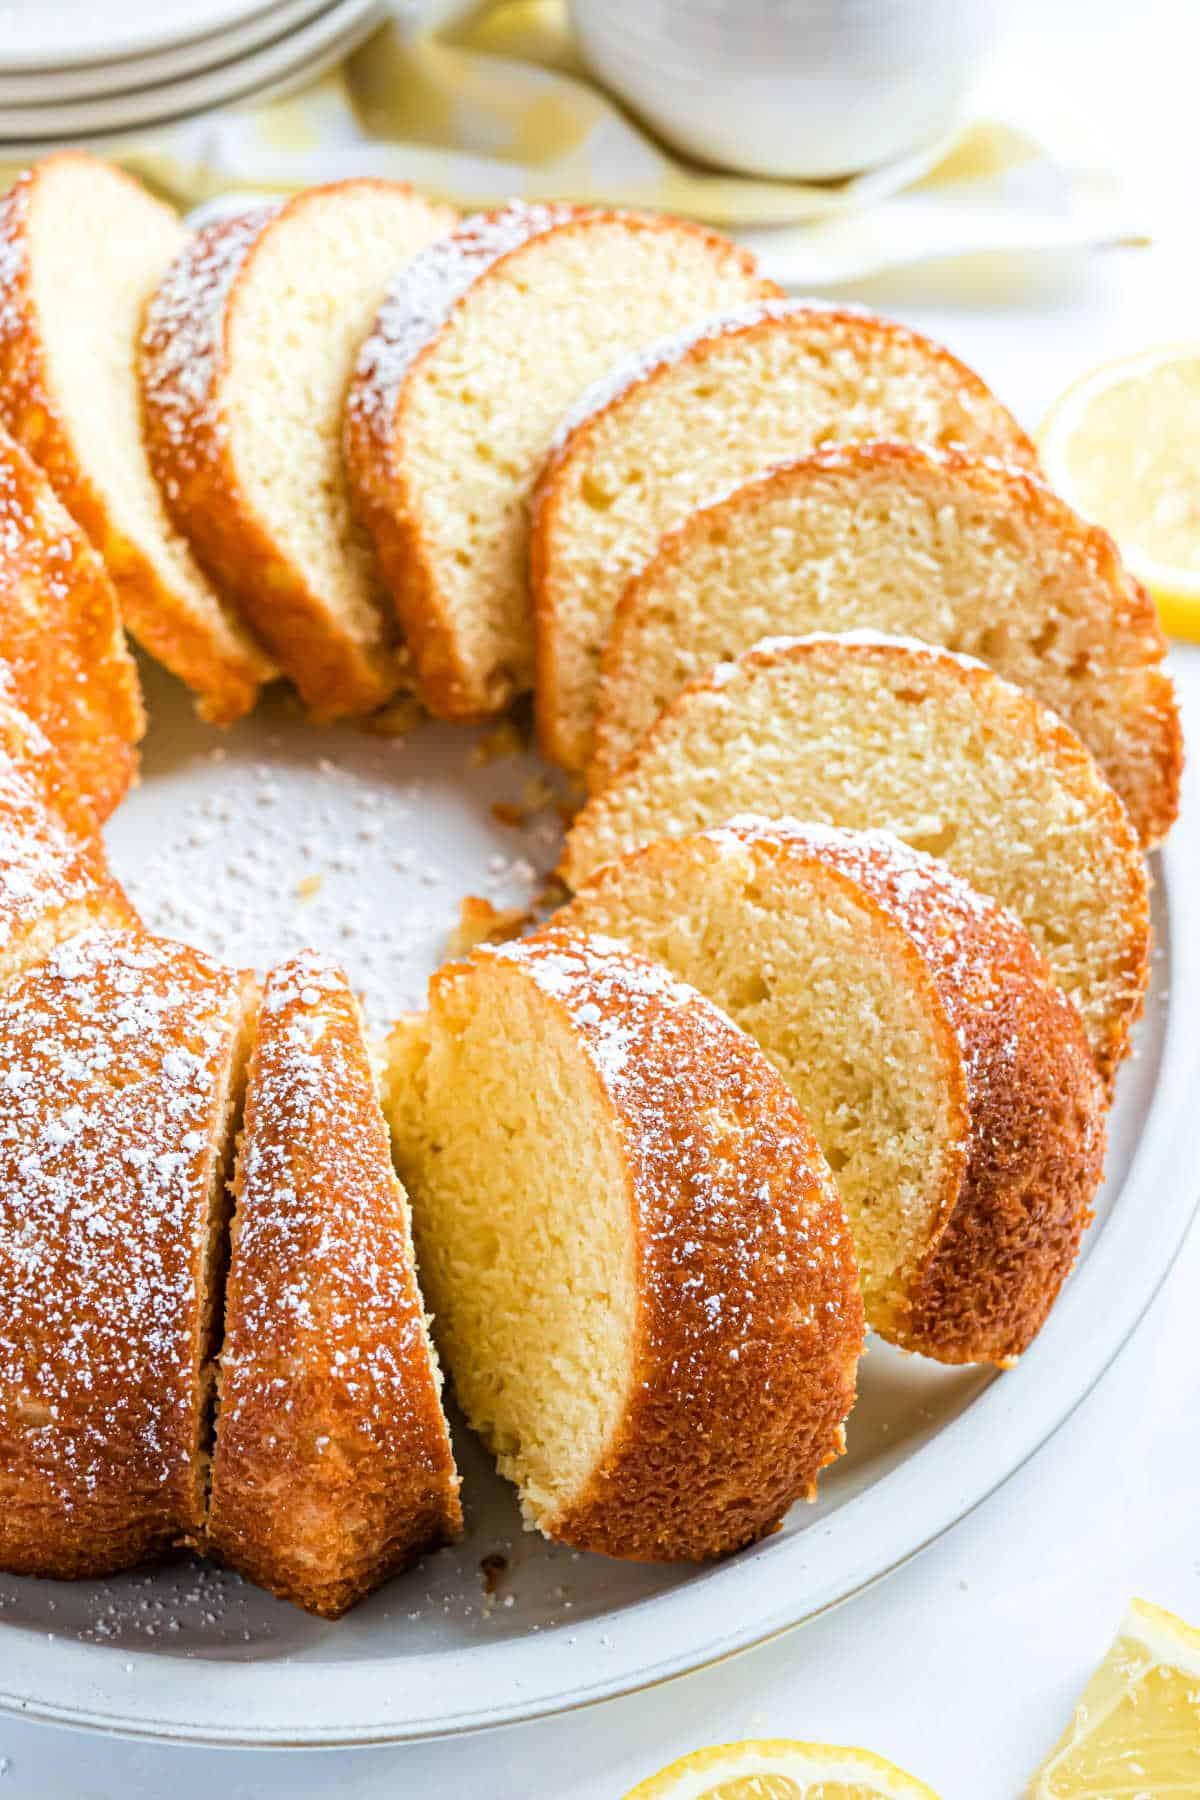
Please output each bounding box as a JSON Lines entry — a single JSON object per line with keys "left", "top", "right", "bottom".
{"left": 29, "top": 1, "right": 1149, "bottom": 285}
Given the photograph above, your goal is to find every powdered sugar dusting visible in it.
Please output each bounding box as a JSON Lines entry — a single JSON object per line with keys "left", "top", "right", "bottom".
{"left": 743, "top": 628, "right": 991, "bottom": 672}
{"left": 0, "top": 729, "right": 125, "bottom": 961}
{"left": 214, "top": 951, "right": 457, "bottom": 1565}
{"left": 0, "top": 929, "right": 248, "bottom": 1548}
{"left": 349, "top": 202, "right": 577, "bottom": 440}
{"left": 141, "top": 203, "right": 282, "bottom": 480}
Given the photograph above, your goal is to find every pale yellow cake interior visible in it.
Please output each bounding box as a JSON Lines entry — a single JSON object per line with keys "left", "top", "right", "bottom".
{"left": 565, "top": 640, "right": 1142, "bottom": 1071}
{"left": 27, "top": 157, "right": 262, "bottom": 665}
{"left": 541, "top": 313, "right": 1034, "bottom": 770}
{"left": 384, "top": 964, "right": 636, "bottom": 1530}
{"left": 557, "top": 834, "right": 961, "bottom": 1333}
{"left": 400, "top": 224, "right": 768, "bottom": 707}
{"left": 591, "top": 451, "right": 1165, "bottom": 803}
{"left": 227, "top": 186, "right": 452, "bottom": 663}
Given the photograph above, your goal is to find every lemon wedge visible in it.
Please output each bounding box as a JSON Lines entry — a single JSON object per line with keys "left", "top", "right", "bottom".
{"left": 1038, "top": 345, "right": 1200, "bottom": 641}
{"left": 1029, "top": 1596, "right": 1200, "bottom": 1796}
{"left": 621, "top": 1739, "right": 941, "bottom": 1799}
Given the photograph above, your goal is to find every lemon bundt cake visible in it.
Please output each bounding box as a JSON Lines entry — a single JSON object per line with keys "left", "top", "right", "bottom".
{"left": 141, "top": 182, "right": 457, "bottom": 721}
{"left": 531, "top": 302, "right": 1039, "bottom": 773}
{"left": 561, "top": 633, "right": 1150, "bottom": 1085}
{"left": 0, "top": 700, "right": 136, "bottom": 988}
{"left": 344, "top": 204, "right": 774, "bottom": 721}
{"left": 0, "top": 931, "right": 257, "bottom": 1578}
{"left": 555, "top": 821, "right": 1107, "bottom": 1365}
{"left": 384, "top": 932, "right": 863, "bottom": 1562}
{"left": 208, "top": 954, "right": 461, "bottom": 1618}
{"left": 0, "top": 425, "right": 144, "bottom": 821}
{"left": 588, "top": 443, "right": 1181, "bottom": 845}
{"left": 0, "top": 152, "right": 275, "bottom": 723}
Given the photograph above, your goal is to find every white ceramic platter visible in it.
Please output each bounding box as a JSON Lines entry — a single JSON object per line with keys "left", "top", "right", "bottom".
{"left": 0, "top": 0, "right": 385, "bottom": 140}
{"left": 0, "top": 654, "right": 1193, "bottom": 1747}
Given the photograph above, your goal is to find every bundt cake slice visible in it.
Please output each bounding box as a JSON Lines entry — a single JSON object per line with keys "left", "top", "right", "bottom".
{"left": 588, "top": 442, "right": 1181, "bottom": 846}
{"left": 0, "top": 425, "right": 144, "bottom": 821}
{"left": 383, "top": 931, "right": 863, "bottom": 1563}
{"left": 530, "top": 302, "right": 1038, "bottom": 774}
{"left": 141, "top": 182, "right": 457, "bottom": 721}
{"left": 0, "top": 152, "right": 275, "bottom": 724}
{"left": 0, "top": 931, "right": 257, "bottom": 1579}
{"left": 0, "top": 699, "right": 136, "bottom": 988}
{"left": 561, "top": 633, "right": 1149, "bottom": 1087}
{"left": 208, "top": 953, "right": 461, "bottom": 1618}
{"left": 345, "top": 204, "right": 774, "bottom": 721}
{"left": 555, "top": 821, "right": 1107, "bottom": 1365}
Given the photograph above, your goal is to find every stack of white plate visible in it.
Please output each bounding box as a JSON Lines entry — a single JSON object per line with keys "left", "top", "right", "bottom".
{"left": 0, "top": 0, "right": 388, "bottom": 153}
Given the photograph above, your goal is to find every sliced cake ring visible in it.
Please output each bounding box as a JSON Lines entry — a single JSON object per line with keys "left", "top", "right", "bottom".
{"left": 0, "top": 152, "right": 276, "bottom": 725}
{"left": 561, "top": 632, "right": 1150, "bottom": 1088}
{"left": 588, "top": 441, "right": 1181, "bottom": 847}
{"left": 383, "top": 930, "right": 864, "bottom": 1562}
{"left": 208, "top": 953, "right": 461, "bottom": 1618}
{"left": 345, "top": 202, "right": 775, "bottom": 722}
{"left": 141, "top": 181, "right": 457, "bottom": 722}
{"left": 555, "top": 819, "right": 1107, "bottom": 1366}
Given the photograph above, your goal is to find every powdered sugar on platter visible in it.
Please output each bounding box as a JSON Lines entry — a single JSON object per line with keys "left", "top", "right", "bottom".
{"left": 103, "top": 658, "right": 564, "bottom": 1035}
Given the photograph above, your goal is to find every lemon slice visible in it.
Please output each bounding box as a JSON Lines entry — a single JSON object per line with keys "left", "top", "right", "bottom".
{"left": 1038, "top": 345, "right": 1200, "bottom": 640}
{"left": 621, "top": 1739, "right": 941, "bottom": 1799}
{"left": 1029, "top": 1596, "right": 1200, "bottom": 1795}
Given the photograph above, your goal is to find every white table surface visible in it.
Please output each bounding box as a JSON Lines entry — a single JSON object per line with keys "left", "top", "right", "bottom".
{"left": 5, "top": 0, "right": 1198, "bottom": 1793}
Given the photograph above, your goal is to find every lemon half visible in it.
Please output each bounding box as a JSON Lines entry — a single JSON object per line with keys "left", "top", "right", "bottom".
{"left": 621, "top": 1738, "right": 941, "bottom": 1800}
{"left": 1029, "top": 1596, "right": 1200, "bottom": 1796}
{"left": 1038, "top": 345, "right": 1200, "bottom": 641}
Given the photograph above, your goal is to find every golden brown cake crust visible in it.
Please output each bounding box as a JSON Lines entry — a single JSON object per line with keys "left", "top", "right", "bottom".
{"left": 0, "top": 424, "right": 144, "bottom": 820}
{"left": 208, "top": 953, "right": 461, "bottom": 1618}
{"left": 0, "top": 931, "right": 256, "bottom": 1580}
{"left": 589, "top": 442, "right": 1182, "bottom": 847}
{"left": 530, "top": 305, "right": 1040, "bottom": 772}
{"left": 344, "top": 205, "right": 774, "bottom": 722}
{"left": 140, "top": 183, "right": 455, "bottom": 722}
{"left": 560, "top": 633, "right": 1151, "bottom": 1088}
{"left": 0, "top": 698, "right": 137, "bottom": 985}
{"left": 0, "top": 152, "right": 274, "bottom": 725}
{"left": 461, "top": 930, "right": 864, "bottom": 1562}
{"left": 559, "top": 819, "right": 1105, "bottom": 1364}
